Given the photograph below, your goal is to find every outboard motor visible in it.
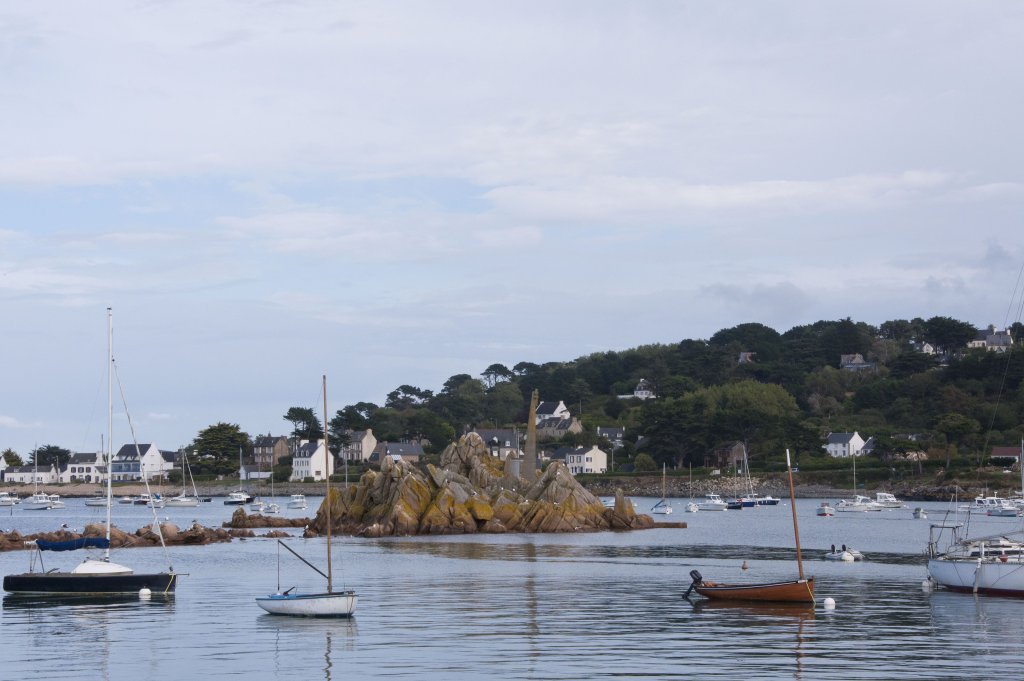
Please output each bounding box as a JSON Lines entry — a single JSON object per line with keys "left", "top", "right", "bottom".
{"left": 684, "top": 569, "right": 703, "bottom": 598}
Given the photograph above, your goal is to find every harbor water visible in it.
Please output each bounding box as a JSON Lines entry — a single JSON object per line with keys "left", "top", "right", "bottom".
{"left": 2, "top": 496, "right": 1023, "bottom": 679}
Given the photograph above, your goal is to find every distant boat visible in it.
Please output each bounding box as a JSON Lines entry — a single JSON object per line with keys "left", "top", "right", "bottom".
{"left": 0, "top": 492, "right": 18, "bottom": 507}
{"left": 697, "top": 493, "right": 728, "bottom": 512}
{"left": 836, "top": 495, "right": 882, "bottom": 512}
{"left": 651, "top": 464, "right": 673, "bottom": 515}
{"left": 225, "top": 446, "right": 252, "bottom": 505}
{"left": 753, "top": 495, "right": 780, "bottom": 506}
{"left": 873, "top": 492, "right": 905, "bottom": 509}
{"left": 685, "top": 449, "right": 814, "bottom": 604}
{"left": 816, "top": 502, "right": 835, "bottom": 517}
{"left": 84, "top": 493, "right": 107, "bottom": 507}
{"left": 684, "top": 464, "right": 699, "bottom": 512}
{"left": 913, "top": 507, "right": 927, "bottom": 520}
{"left": 3, "top": 308, "right": 179, "bottom": 596}
{"left": 21, "top": 492, "right": 53, "bottom": 511}
{"left": 824, "top": 547, "right": 855, "bottom": 562}
{"left": 287, "top": 494, "right": 308, "bottom": 510}
{"left": 165, "top": 450, "right": 201, "bottom": 507}
{"left": 46, "top": 494, "right": 65, "bottom": 510}
{"left": 255, "top": 375, "right": 356, "bottom": 617}
{"left": 927, "top": 523, "right": 1024, "bottom": 596}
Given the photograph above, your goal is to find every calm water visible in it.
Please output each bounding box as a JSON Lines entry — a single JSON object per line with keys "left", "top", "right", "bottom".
{"left": 3, "top": 496, "right": 1024, "bottom": 679}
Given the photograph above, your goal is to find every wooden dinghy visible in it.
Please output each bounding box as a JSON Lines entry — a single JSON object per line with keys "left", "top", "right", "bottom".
{"left": 685, "top": 570, "right": 814, "bottom": 603}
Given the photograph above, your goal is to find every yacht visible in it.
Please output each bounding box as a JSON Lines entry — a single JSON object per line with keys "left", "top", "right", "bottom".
{"left": 835, "top": 495, "right": 882, "bottom": 512}
{"left": 286, "top": 494, "right": 308, "bottom": 510}
{"left": 873, "top": 492, "right": 905, "bottom": 509}
{"left": 697, "top": 493, "right": 729, "bottom": 511}
{"left": 816, "top": 502, "right": 835, "bottom": 517}
{"left": 224, "top": 490, "right": 253, "bottom": 505}
{"left": 0, "top": 492, "right": 18, "bottom": 506}
{"left": 21, "top": 492, "right": 53, "bottom": 510}
{"left": 46, "top": 494, "right": 65, "bottom": 510}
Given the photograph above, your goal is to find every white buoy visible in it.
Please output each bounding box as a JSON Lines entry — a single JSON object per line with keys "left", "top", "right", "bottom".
{"left": 922, "top": 579, "right": 933, "bottom": 591}
{"left": 139, "top": 587, "right": 152, "bottom": 600}
{"left": 823, "top": 597, "right": 836, "bottom": 610}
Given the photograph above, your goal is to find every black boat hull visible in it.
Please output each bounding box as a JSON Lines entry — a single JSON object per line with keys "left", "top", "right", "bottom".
{"left": 3, "top": 572, "right": 178, "bottom": 595}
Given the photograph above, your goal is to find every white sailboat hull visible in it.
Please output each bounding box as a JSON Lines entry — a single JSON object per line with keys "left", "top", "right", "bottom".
{"left": 165, "top": 496, "right": 200, "bottom": 507}
{"left": 928, "top": 557, "right": 1024, "bottom": 596}
{"left": 256, "top": 591, "right": 357, "bottom": 617}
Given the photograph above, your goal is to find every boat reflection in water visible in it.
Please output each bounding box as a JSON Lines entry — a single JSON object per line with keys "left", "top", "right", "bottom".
{"left": 259, "top": 616, "right": 358, "bottom": 681}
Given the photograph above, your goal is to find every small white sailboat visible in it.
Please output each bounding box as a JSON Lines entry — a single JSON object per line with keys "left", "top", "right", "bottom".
{"left": 224, "top": 447, "right": 252, "bottom": 505}
{"left": 684, "top": 463, "right": 698, "bottom": 512}
{"left": 166, "top": 450, "right": 201, "bottom": 507}
{"left": 256, "top": 375, "right": 356, "bottom": 617}
{"left": 651, "top": 463, "right": 673, "bottom": 515}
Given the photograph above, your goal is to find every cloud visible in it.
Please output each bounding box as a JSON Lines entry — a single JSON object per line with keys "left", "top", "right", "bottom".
{"left": 0, "top": 415, "right": 41, "bottom": 429}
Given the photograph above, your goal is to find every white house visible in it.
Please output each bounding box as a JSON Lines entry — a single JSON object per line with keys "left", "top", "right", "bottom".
{"left": 110, "top": 443, "right": 174, "bottom": 481}
{"left": 290, "top": 439, "right": 334, "bottom": 482}
{"left": 565, "top": 445, "right": 608, "bottom": 475}
{"left": 341, "top": 429, "right": 378, "bottom": 462}
{"left": 59, "top": 452, "right": 107, "bottom": 483}
{"left": 823, "top": 432, "right": 868, "bottom": 458}
{"left": 617, "top": 378, "right": 657, "bottom": 401}
{"left": 5, "top": 464, "right": 58, "bottom": 484}
{"left": 535, "top": 400, "right": 571, "bottom": 424}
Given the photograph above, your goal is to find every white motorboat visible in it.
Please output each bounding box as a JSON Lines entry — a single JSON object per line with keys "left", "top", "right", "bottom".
{"left": 753, "top": 494, "right": 780, "bottom": 506}
{"left": 165, "top": 493, "right": 200, "bottom": 507}
{"left": 287, "top": 494, "right": 308, "bottom": 510}
{"left": 835, "top": 495, "right": 881, "bottom": 512}
{"left": 249, "top": 499, "right": 266, "bottom": 513}
{"left": 816, "top": 502, "right": 835, "bottom": 517}
{"left": 987, "top": 500, "right": 1020, "bottom": 517}
{"left": 685, "top": 501, "right": 699, "bottom": 513}
{"left": 697, "top": 493, "right": 728, "bottom": 511}
{"left": 118, "top": 496, "right": 137, "bottom": 505}
{"left": 21, "top": 492, "right": 53, "bottom": 510}
{"left": 0, "top": 492, "right": 18, "bottom": 506}
{"left": 264, "top": 502, "right": 282, "bottom": 514}
{"left": 873, "top": 492, "right": 905, "bottom": 509}
{"left": 255, "top": 376, "right": 356, "bottom": 618}
{"left": 46, "top": 494, "right": 65, "bottom": 510}
{"left": 225, "top": 490, "right": 252, "bottom": 505}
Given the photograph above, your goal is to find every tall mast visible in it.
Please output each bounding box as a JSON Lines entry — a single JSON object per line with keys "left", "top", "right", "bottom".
{"left": 786, "top": 449, "right": 804, "bottom": 580}
{"left": 323, "top": 374, "right": 333, "bottom": 593}
{"left": 105, "top": 307, "right": 113, "bottom": 558}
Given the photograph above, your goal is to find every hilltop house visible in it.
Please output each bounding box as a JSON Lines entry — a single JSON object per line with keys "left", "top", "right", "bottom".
{"left": 617, "top": 378, "right": 657, "bottom": 401}
{"left": 565, "top": 445, "right": 608, "bottom": 475}
{"left": 59, "top": 452, "right": 107, "bottom": 483}
{"left": 712, "top": 442, "right": 748, "bottom": 471}
{"left": 968, "top": 325, "right": 1014, "bottom": 353}
{"left": 290, "top": 439, "right": 334, "bottom": 482}
{"left": 110, "top": 444, "right": 175, "bottom": 481}
{"left": 253, "top": 434, "right": 290, "bottom": 469}
{"left": 840, "top": 354, "right": 875, "bottom": 371}
{"left": 823, "top": 432, "right": 868, "bottom": 458}
{"left": 340, "top": 429, "right": 378, "bottom": 462}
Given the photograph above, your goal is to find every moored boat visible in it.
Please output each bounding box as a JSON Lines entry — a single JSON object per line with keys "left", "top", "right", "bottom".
{"left": 816, "top": 502, "right": 835, "bottom": 517}
{"left": 685, "top": 449, "right": 814, "bottom": 604}
{"left": 927, "top": 524, "right": 1024, "bottom": 596}
{"left": 287, "top": 494, "right": 308, "bottom": 510}
{"left": 873, "top": 492, "right": 905, "bottom": 509}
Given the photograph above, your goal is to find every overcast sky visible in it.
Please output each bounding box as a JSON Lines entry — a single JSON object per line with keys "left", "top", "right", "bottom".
{"left": 2, "top": 2, "right": 1023, "bottom": 458}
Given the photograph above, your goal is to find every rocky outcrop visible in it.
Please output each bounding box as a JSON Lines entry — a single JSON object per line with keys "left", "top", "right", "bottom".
{"left": 0, "top": 522, "right": 233, "bottom": 552}
{"left": 306, "top": 432, "right": 655, "bottom": 537}
{"left": 223, "top": 508, "right": 310, "bottom": 529}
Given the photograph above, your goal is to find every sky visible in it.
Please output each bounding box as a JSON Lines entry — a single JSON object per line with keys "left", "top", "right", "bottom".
{"left": 2, "top": 1, "right": 1023, "bottom": 458}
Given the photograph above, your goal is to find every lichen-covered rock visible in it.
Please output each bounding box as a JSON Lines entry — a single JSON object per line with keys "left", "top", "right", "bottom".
{"left": 304, "top": 432, "right": 654, "bottom": 537}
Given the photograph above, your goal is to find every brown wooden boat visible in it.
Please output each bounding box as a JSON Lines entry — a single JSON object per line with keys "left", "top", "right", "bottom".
{"left": 687, "top": 571, "right": 815, "bottom": 603}
{"left": 685, "top": 449, "right": 815, "bottom": 604}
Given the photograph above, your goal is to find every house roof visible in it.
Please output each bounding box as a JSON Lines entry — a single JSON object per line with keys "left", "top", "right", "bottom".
{"left": 474, "top": 428, "right": 519, "bottom": 446}
{"left": 383, "top": 442, "right": 424, "bottom": 456}
{"left": 294, "top": 441, "right": 322, "bottom": 458}
{"left": 991, "top": 446, "right": 1022, "bottom": 458}
{"left": 825, "top": 432, "right": 860, "bottom": 445}
{"left": 536, "top": 401, "right": 564, "bottom": 416}
{"left": 537, "top": 417, "right": 572, "bottom": 431}
{"left": 68, "top": 452, "right": 101, "bottom": 465}
{"left": 254, "top": 435, "right": 287, "bottom": 447}
{"left": 597, "top": 426, "right": 625, "bottom": 438}
{"left": 548, "top": 446, "right": 575, "bottom": 461}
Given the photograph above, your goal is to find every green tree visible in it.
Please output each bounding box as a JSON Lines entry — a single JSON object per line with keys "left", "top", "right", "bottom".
{"left": 29, "top": 444, "right": 71, "bottom": 469}
{"left": 484, "top": 382, "right": 524, "bottom": 425}
{"left": 2, "top": 448, "right": 23, "bottom": 467}
{"left": 481, "top": 363, "right": 514, "bottom": 388}
{"left": 385, "top": 385, "right": 433, "bottom": 410}
{"left": 934, "top": 413, "right": 981, "bottom": 468}
{"left": 634, "top": 452, "right": 657, "bottom": 472}
{"left": 335, "top": 402, "right": 378, "bottom": 431}
{"left": 283, "top": 407, "right": 323, "bottom": 441}
{"left": 192, "top": 423, "right": 252, "bottom": 474}
{"left": 923, "top": 316, "right": 977, "bottom": 356}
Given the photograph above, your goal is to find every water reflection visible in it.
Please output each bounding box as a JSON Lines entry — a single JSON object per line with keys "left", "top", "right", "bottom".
{"left": 257, "top": 614, "right": 358, "bottom": 680}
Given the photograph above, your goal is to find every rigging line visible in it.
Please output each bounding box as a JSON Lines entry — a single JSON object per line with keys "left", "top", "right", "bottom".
{"left": 974, "top": 262, "right": 1024, "bottom": 476}
{"left": 112, "top": 358, "right": 173, "bottom": 572}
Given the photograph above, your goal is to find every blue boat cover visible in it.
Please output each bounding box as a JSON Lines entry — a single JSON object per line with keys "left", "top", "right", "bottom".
{"left": 36, "top": 537, "right": 111, "bottom": 552}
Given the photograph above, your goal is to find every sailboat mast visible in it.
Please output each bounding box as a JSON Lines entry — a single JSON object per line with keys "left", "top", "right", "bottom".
{"left": 105, "top": 307, "right": 113, "bottom": 558}
{"left": 323, "top": 374, "right": 333, "bottom": 594}
{"left": 786, "top": 449, "right": 804, "bottom": 580}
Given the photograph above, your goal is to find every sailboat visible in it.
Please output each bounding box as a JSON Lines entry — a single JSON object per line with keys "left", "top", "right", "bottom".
{"left": 685, "top": 463, "right": 699, "bottom": 513}
{"left": 264, "top": 465, "right": 281, "bottom": 514}
{"left": 651, "top": 463, "right": 673, "bottom": 514}
{"left": 3, "top": 308, "right": 179, "bottom": 596}
{"left": 224, "top": 447, "right": 253, "bottom": 505}
{"left": 256, "top": 375, "right": 356, "bottom": 617}
{"left": 685, "top": 449, "right": 814, "bottom": 603}
{"left": 835, "top": 454, "right": 880, "bottom": 512}
{"left": 165, "top": 450, "right": 200, "bottom": 507}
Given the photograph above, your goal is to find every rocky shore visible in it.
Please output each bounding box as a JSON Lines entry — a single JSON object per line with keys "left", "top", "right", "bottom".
{"left": 0, "top": 521, "right": 245, "bottom": 553}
